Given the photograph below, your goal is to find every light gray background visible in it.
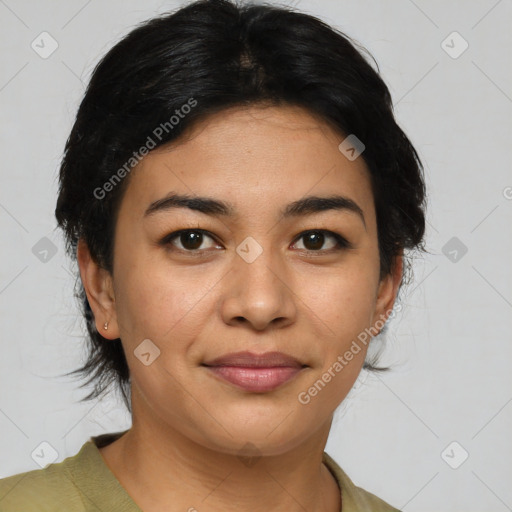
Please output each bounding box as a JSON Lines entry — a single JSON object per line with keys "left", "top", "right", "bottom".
{"left": 1, "top": 1, "right": 511, "bottom": 511}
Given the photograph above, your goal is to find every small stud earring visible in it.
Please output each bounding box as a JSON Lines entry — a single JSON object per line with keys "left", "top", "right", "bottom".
{"left": 104, "top": 321, "right": 108, "bottom": 330}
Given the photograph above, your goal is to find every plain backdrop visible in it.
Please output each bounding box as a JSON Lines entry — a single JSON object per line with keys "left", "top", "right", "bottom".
{"left": 1, "top": 1, "right": 511, "bottom": 511}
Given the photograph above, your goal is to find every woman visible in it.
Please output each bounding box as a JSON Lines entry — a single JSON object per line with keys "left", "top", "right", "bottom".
{"left": 0, "top": 0, "right": 425, "bottom": 510}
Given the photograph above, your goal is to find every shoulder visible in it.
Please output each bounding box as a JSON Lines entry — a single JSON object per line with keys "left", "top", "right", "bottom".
{"left": 0, "top": 431, "right": 137, "bottom": 512}
{"left": 322, "top": 452, "right": 401, "bottom": 512}
{"left": 0, "top": 447, "right": 85, "bottom": 512}
{"left": 345, "top": 481, "right": 401, "bottom": 512}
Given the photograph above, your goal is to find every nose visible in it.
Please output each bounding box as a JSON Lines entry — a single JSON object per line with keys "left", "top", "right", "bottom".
{"left": 220, "top": 247, "right": 297, "bottom": 332}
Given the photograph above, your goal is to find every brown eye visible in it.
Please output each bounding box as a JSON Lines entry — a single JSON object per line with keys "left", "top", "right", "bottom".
{"left": 163, "top": 229, "right": 220, "bottom": 252}
{"left": 292, "top": 230, "right": 350, "bottom": 252}
{"left": 161, "top": 229, "right": 350, "bottom": 254}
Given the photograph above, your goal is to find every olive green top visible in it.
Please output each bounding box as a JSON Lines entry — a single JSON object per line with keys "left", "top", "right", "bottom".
{"left": 0, "top": 431, "right": 400, "bottom": 511}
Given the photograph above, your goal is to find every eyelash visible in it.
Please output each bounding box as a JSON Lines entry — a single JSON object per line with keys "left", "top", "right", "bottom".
{"left": 160, "top": 228, "right": 352, "bottom": 255}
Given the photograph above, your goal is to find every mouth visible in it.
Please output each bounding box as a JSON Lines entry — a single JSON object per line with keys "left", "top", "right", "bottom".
{"left": 202, "top": 351, "right": 308, "bottom": 393}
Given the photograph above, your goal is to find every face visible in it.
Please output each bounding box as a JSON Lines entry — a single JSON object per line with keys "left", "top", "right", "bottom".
{"left": 80, "top": 105, "right": 401, "bottom": 456}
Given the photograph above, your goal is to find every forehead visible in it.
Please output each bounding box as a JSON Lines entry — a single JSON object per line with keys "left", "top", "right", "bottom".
{"left": 119, "top": 105, "right": 374, "bottom": 223}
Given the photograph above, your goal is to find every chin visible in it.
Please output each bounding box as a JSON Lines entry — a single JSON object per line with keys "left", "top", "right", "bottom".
{"left": 195, "top": 418, "right": 314, "bottom": 458}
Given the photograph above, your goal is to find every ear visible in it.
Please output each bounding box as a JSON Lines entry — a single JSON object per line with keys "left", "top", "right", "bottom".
{"left": 77, "top": 238, "right": 120, "bottom": 340}
{"left": 370, "top": 251, "right": 403, "bottom": 332}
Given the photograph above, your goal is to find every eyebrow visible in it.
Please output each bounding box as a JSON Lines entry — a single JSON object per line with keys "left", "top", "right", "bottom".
{"left": 144, "top": 192, "right": 366, "bottom": 228}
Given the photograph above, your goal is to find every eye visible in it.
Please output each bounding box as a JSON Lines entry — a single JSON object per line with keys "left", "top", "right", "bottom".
{"left": 162, "top": 229, "right": 221, "bottom": 252}
{"left": 291, "top": 230, "right": 351, "bottom": 252}
{"left": 160, "top": 228, "right": 351, "bottom": 254}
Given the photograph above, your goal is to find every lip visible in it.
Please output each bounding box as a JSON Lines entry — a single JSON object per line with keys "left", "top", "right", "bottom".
{"left": 203, "top": 351, "right": 304, "bottom": 368}
{"left": 202, "top": 351, "right": 307, "bottom": 392}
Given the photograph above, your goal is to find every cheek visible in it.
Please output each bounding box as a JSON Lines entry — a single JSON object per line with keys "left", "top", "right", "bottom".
{"left": 113, "top": 256, "right": 217, "bottom": 349}
{"left": 304, "top": 264, "right": 378, "bottom": 333}
{"left": 304, "top": 262, "right": 379, "bottom": 384}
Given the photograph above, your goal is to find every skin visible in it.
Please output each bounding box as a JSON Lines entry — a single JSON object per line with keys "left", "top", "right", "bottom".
{"left": 78, "top": 104, "right": 402, "bottom": 512}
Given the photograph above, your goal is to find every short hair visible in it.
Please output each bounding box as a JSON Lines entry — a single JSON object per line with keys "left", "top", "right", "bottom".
{"left": 55, "top": 0, "right": 426, "bottom": 412}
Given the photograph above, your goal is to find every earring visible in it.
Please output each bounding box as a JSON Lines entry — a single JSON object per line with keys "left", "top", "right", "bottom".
{"left": 104, "top": 321, "right": 108, "bottom": 330}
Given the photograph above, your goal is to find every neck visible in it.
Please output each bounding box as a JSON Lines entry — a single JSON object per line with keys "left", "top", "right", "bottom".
{"left": 99, "top": 389, "right": 340, "bottom": 512}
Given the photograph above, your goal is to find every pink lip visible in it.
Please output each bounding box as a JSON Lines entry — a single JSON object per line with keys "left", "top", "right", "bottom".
{"left": 205, "top": 366, "right": 303, "bottom": 392}
{"left": 202, "top": 351, "right": 306, "bottom": 392}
